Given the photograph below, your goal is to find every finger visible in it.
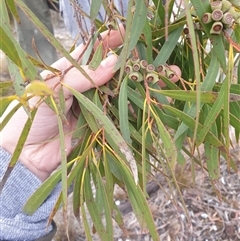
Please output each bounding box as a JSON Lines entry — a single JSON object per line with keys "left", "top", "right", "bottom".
{"left": 94, "top": 24, "right": 125, "bottom": 53}
{"left": 63, "top": 54, "right": 118, "bottom": 96}
{"left": 44, "top": 25, "right": 125, "bottom": 73}
{"left": 158, "top": 65, "right": 182, "bottom": 88}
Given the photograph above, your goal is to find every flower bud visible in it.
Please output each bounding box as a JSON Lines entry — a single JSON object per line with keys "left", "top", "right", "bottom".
{"left": 146, "top": 64, "right": 155, "bottom": 72}
{"left": 222, "top": 12, "right": 234, "bottom": 24}
{"left": 211, "top": 9, "right": 223, "bottom": 21}
{"left": 125, "top": 65, "right": 133, "bottom": 74}
{"left": 211, "top": 1, "right": 223, "bottom": 11}
{"left": 221, "top": 0, "right": 232, "bottom": 13}
{"left": 202, "top": 13, "right": 213, "bottom": 24}
{"left": 139, "top": 59, "right": 148, "bottom": 69}
{"left": 129, "top": 71, "right": 143, "bottom": 82}
{"left": 210, "top": 21, "right": 223, "bottom": 34}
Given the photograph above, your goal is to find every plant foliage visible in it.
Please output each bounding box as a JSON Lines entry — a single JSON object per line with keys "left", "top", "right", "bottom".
{"left": 1, "top": 0, "right": 240, "bottom": 240}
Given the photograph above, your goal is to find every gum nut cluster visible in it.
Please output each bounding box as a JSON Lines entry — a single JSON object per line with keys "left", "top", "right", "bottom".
{"left": 202, "top": 0, "right": 240, "bottom": 35}
{"left": 125, "top": 56, "right": 175, "bottom": 84}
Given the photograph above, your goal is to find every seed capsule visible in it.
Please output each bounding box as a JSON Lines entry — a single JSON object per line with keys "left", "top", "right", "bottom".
{"left": 132, "top": 63, "right": 141, "bottom": 72}
{"left": 129, "top": 71, "right": 143, "bottom": 82}
{"left": 146, "top": 72, "right": 159, "bottom": 84}
{"left": 211, "top": 1, "right": 223, "bottom": 11}
{"left": 130, "top": 56, "right": 140, "bottom": 64}
{"left": 211, "top": 9, "right": 223, "bottom": 21}
{"left": 210, "top": 21, "right": 223, "bottom": 34}
{"left": 146, "top": 64, "right": 155, "bottom": 72}
{"left": 165, "top": 70, "right": 175, "bottom": 79}
{"left": 139, "top": 59, "right": 148, "bottom": 69}
{"left": 202, "top": 13, "right": 213, "bottom": 24}
{"left": 221, "top": 0, "right": 232, "bottom": 13}
{"left": 222, "top": 12, "right": 234, "bottom": 25}
{"left": 125, "top": 65, "right": 133, "bottom": 74}
{"left": 157, "top": 64, "right": 166, "bottom": 73}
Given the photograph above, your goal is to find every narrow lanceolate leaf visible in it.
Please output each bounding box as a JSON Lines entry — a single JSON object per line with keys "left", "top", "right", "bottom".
{"left": 0, "top": 81, "right": 13, "bottom": 89}
{"left": 162, "top": 105, "right": 226, "bottom": 150}
{"left": 153, "top": 27, "right": 183, "bottom": 66}
{"left": 50, "top": 96, "right": 68, "bottom": 210}
{"left": 109, "top": 155, "right": 160, "bottom": 241}
{"left": 65, "top": 84, "right": 139, "bottom": 184}
{"left": 15, "top": 0, "right": 96, "bottom": 87}
{"left": 9, "top": 108, "right": 37, "bottom": 167}
{"left": 90, "top": 0, "right": 103, "bottom": 20}
{"left": 88, "top": 42, "right": 103, "bottom": 70}
{"left": 0, "top": 24, "right": 22, "bottom": 68}
{"left": 115, "top": 0, "right": 147, "bottom": 80}
{"left": 0, "top": 109, "right": 37, "bottom": 194}
{"left": 150, "top": 105, "right": 177, "bottom": 170}
{"left": 5, "top": 0, "right": 20, "bottom": 22}
{"left": 84, "top": 169, "right": 109, "bottom": 241}
{"left": 92, "top": 163, "right": 113, "bottom": 240}
{"left": 0, "top": 101, "right": 22, "bottom": 131}
{"left": 204, "top": 142, "right": 220, "bottom": 180}
{"left": 0, "top": 96, "right": 18, "bottom": 117}
{"left": 23, "top": 170, "right": 62, "bottom": 214}
{"left": 196, "top": 82, "right": 226, "bottom": 146}
{"left": 119, "top": 76, "right": 132, "bottom": 144}
{"left": 158, "top": 90, "right": 218, "bottom": 103}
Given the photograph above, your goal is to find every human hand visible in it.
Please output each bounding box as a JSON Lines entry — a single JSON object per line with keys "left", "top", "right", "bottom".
{"left": 1, "top": 26, "right": 125, "bottom": 181}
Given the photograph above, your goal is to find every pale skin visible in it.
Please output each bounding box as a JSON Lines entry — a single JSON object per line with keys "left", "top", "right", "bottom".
{"left": 1, "top": 26, "right": 181, "bottom": 182}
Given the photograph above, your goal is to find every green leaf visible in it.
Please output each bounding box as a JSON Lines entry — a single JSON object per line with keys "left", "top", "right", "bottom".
{"left": 84, "top": 168, "right": 109, "bottom": 241}
{"left": 5, "top": 0, "right": 20, "bottom": 22}
{"left": 109, "top": 155, "right": 160, "bottom": 241}
{"left": 65, "top": 84, "right": 139, "bottom": 184}
{"left": 23, "top": 171, "right": 62, "bottom": 214}
{"left": 0, "top": 81, "right": 13, "bottom": 89}
{"left": 90, "top": 0, "right": 103, "bottom": 20}
{"left": 50, "top": 96, "right": 68, "bottom": 210}
{"left": 115, "top": 0, "right": 147, "bottom": 78}
{"left": 119, "top": 76, "right": 132, "bottom": 144}
{"left": 0, "top": 24, "right": 22, "bottom": 68}
{"left": 0, "top": 96, "right": 18, "bottom": 117}
{"left": 158, "top": 90, "right": 218, "bottom": 103}
{"left": 153, "top": 27, "right": 183, "bottom": 66}
{"left": 150, "top": 105, "right": 177, "bottom": 170}
{"left": 163, "top": 105, "right": 226, "bottom": 150}
{"left": 9, "top": 109, "right": 37, "bottom": 167}
{"left": 88, "top": 42, "right": 103, "bottom": 70}
{"left": 205, "top": 142, "right": 220, "bottom": 180}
